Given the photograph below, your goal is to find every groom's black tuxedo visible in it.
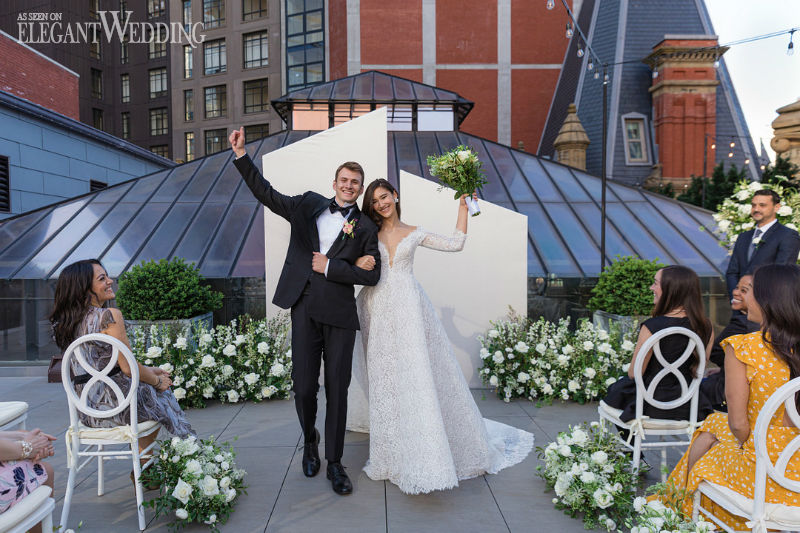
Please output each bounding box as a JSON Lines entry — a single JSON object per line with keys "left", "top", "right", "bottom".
{"left": 234, "top": 153, "right": 380, "bottom": 464}
{"left": 725, "top": 221, "right": 800, "bottom": 298}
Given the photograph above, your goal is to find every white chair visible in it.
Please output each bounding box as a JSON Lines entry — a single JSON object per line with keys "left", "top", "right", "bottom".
{"left": 0, "top": 485, "right": 55, "bottom": 533}
{"left": 693, "top": 376, "right": 800, "bottom": 533}
{"left": 60, "top": 333, "right": 161, "bottom": 532}
{"left": 598, "top": 326, "right": 706, "bottom": 481}
{"left": 0, "top": 401, "right": 28, "bottom": 431}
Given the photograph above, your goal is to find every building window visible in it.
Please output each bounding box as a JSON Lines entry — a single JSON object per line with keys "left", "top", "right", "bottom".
{"left": 291, "top": 102, "right": 328, "bottom": 130}
{"left": 183, "top": 45, "right": 193, "bottom": 78}
{"left": 121, "top": 112, "right": 130, "bottom": 139}
{"left": 120, "top": 35, "right": 129, "bottom": 64}
{"left": 243, "top": 78, "right": 269, "bottom": 113}
{"left": 151, "top": 145, "right": 169, "bottom": 158}
{"left": 0, "top": 155, "right": 9, "bottom": 212}
{"left": 203, "top": 0, "right": 225, "bottom": 28}
{"left": 204, "top": 85, "right": 227, "bottom": 118}
{"left": 150, "top": 108, "right": 168, "bottom": 135}
{"left": 417, "top": 104, "right": 454, "bottom": 131}
{"left": 204, "top": 39, "right": 226, "bottom": 75}
{"left": 333, "top": 103, "right": 371, "bottom": 127}
{"left": 622, "top": 114, "right": 650, "bottom": 164}
{"left": 89, "top": 28, "right": 101, "bottom": 60}
{"left": 184, "top": 89, "right": 194, "bottom": 121}
{"left": 91, "top": 69, "right": 103, "bottom": 99}
{"left": 183, "top": 0, "right": 192, "bottom": 31}
{"left": 93, "top": 108, "right": 104, "bottom": 131}
{"left": 243, "top": 31, "right": 268, "bottom": 68}
{"left": 243, "top": 0, "right": 267, "bottom": 21}
{"left": 148, "top": 28, "right": 167, "bottom": 59}
{"left": 385, "top": 104, "right": 412, "bottom": 131}
{"left": 185, "top": 132, "right": 196, "bottom": 161}
{"left": 148, "top": 0, "right": 166, "bottom": 18}
{"left": 121, "top": 74, "right": 130, "bottom": 103}
{"left": 149, "top": 67, "right": 167, "bottom": 98}
{"left": 90, "top": 180, "right": 107, "bottom": 191}
{"left": 205, "top": 129, "right": 227, "bottom": 154}
{"left": 244, "top": 124, "right": 269, "bottom": 142}
{"left": 286, "top": 0, "right": 325, "bottom": 90}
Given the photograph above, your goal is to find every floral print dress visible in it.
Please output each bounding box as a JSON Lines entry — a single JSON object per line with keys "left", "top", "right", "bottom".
{"left": 0, "top": 459, "right": 47, "bottom": 513}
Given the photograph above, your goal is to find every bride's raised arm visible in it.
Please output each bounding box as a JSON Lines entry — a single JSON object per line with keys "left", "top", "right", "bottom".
{"left": 420, "top": 192, "right": 477, "bottom": 252}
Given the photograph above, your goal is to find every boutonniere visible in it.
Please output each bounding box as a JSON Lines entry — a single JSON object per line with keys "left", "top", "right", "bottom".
{"left": 341, "top": 217, "right": 358, "bottom": 240}
{"left": 752, "top": 235, "right": 765, "bottom": 248}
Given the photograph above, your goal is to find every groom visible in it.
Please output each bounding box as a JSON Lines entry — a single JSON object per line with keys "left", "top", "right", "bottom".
{"left": 229, "top": 128, "right": 381, "bottom": 495}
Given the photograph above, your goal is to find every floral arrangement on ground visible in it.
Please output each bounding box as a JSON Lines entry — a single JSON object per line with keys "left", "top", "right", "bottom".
{"left": 142, "top": 435, "right": 246, "bottom": 532}
{"left": 537, "top": 422, "right": 640, "bottom": 531}
{"left": 130, "top": 314, "right": 293, "bottom": 409}
{"left": 627, "top": 495, "right": 716, "bottom": 533}
{"left": 478, "top": 315, "right": 636, "bottom": 403}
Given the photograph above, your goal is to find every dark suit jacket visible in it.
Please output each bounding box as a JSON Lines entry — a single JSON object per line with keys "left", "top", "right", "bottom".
{"left": 725, "top": 221, "right": 800, "bottom": 297}
{"left": 234, "top": 154, "right": 380, "bottom": 330}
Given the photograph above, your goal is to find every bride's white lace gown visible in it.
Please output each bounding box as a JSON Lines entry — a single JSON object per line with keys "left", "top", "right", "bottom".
{"left": 347, "top": 227, "right": 533, "bottom": 494}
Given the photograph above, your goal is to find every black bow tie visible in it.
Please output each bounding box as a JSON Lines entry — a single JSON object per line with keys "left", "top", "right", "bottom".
{"left": 329, "top": 201, "right": 351, "bottom": 216}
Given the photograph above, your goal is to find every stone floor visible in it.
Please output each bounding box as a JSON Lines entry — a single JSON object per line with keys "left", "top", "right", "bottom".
{"left": 1, "top": 372, "right": 678, "bottom": 532}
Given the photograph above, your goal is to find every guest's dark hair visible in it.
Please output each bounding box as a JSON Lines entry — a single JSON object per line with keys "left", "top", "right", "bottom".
{"left": 753, "top": 189, "right": 781, "bottom": 205}
{"left": 361, "top": 179, "right": 400, "bottom": 228}
{"left": 752, "top": 264, "right": 800, "bottom": 409}
{"left": 50, "top": 259, "right": 105, "bottom": 351}
{"left": 652, "top": 265, "right": 712, "bottom": 374}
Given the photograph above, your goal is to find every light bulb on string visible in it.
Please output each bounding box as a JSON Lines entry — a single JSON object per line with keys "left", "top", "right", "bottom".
{"left": 745, "top": 158, "right": 750, "bottom": 165}
{"left": 546, "top": 0, "right": 555, "bottom": 9}
{"left": 593, "top": 71, "right": 600, "bottom": 80}
{"left": 603, "top": 72, "right": 609, "bottom": 83}
{"left": 577, "top": 47, "right": 584, "bottom": 58}
{"left": 711, "top": 143, "right": 716, "bottom": 150}
{"left": 652, "top": 69, "right": 658, "bottom": 79}
{"left": 588, "top": 59, "right": 594, "bottom": 71}
{"left": 788, "top": 30, "right": 795, "bottom": 56}
{"left": 565, "top": 22, "right": 573, "bottom": 39}
{"left": 728, "top": 152, "right": 734, "bottom": 158}
{"left": 730, "top": 140, "right": 735, "bottom": 148}
{"left": 713, "top": 58, "right": 720, "bottom": 69}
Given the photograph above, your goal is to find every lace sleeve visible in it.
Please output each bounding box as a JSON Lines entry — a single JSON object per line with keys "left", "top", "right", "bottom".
{"left": 419, "top": 228, "right": 466, "bottom": 252}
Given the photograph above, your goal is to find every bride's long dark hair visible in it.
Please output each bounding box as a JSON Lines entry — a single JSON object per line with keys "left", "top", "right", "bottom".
{"left": 361, "top": 179, "right": 400, "bottom": 228}
{"left": 50, "top": 259, "right": 105, "bottom": 351}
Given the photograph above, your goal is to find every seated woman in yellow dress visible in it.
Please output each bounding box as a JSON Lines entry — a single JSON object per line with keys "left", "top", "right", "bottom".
{"left": 661, "top": 263, "right": 800, "bottom": 528}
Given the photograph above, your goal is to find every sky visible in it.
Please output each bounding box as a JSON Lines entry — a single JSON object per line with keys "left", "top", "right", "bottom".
{"left": 704, "top": 0, "right": 800, "bottom": 161}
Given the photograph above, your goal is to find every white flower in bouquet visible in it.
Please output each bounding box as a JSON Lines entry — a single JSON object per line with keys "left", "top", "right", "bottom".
{"left": 621, "top": 339, "right": 635, "bottom": 351}
{"left": 562, "top": 344, "right": 574, "bottom": 355}
{"left": 488, "top": 329, "right": 499, "bottom": 338}
{"left": 176, "top": 508, "right": 189, "bottom": 520}
{"left": 738, "top": 203, "right": 751, "bottom": 216}
{"left": 604, "top": 517, "right": 616, "bottom": 531}
{"left": 492, "top": 351, "right": 504, "bottom": 364}
{"left": 580, "top": 471, "right": 596, "bottom": 483}
{"left": 185, "top": 459, "right": 203, "bottom": 475}
{"left": 584, "top": 367, "right": 597, "bottom": 379}
{"left": 571, "top": 428, "right": 589, "bottom": 447}
{"left": 583, "top": 341, "right": 594, "bottom": 351}
{"left": 542, "top": 383, "right": 554, "bottom": 394}
{"left": 202, "top": 385, "right": 214, "bottom": 398}
{"left": 479, "top": 348, "right": 489, "bottom": 359}
{"left": 172, "top": 478, "right": 193, "bottom": 505}
{"left": 214, "top": 454, "right": 224, "bottom": 462}
{"left": 225, "top": 488, "right": 237, "bottom": 502}
{"left": 270, "top": 362, "right": 286, "bottom": 377}
{"left": 199, "top": 333, "right": 213, "bottom": 346}
{"left": 159, "top": 362, "right": 174, "bottom": 373}
{"left": 146, "top": 346, "right": 162, "bottom": 359}
{"left": 222, "top": 344, "right": 237, "bottom": 356}
{"left": 221, "top": 461, "right": 230, "bottom": 470}
{"left": 736, "top": 189, "right": 750, "bottom": 201}
{"left": 226, "top": 390, "right": 239, "bottom": 403}
{"left": 200, "top": 354, "right": 216, "bottom": 368}
{"left": 622, "top": 363, "right": 630, "bottom": 373}
{"left": 244, "top": 373, "right": 258, "bottom": 386}
{"left": 173, "top": 375, "right": 183, "bottom": 386}
{"left": 592, "top": 488, "right": 613, "bottom": 509}
{"left": 591, "top": 450, "right": 608, "bottom": 465}
{"left": 173, "top": 387, "right": 187, "bottom": 400}
{"left": 262, "top": 385, "right": 277, "bottom": 398}
{"left": 535, "top": 343, "right": 546, "bottom": 354}
{"left": 632, "top": 496, "right": 647, "bottom": 513}
{"left": 172, "top": 455, "right": 181, "bottom": 463}
{"left": 557, "top": 353, "right": 569, "bottom": 366}
{"left": 457, "top": 150, "right": 471, "bottom": 162}
{"left": 516, "top": 341, "right": 530, "bottom": 353}
{"left": 174, "top": 337, "right": 188, "bottom": 350}
{"left": 558, "top": 444, "right": 572, "bottom": 457}
{"left": 605, "top": 377, "right": 617, "bottom": 387}
{"left": 597, "top": 329, "right": 610, "bottom": 341}
{"left": 568, "top": 380, "right": 580, "bottom": 392}
{"left": 205, "top": 514, "right": 217, "bottom": 525}
{"left": 219, "top": 476, "right": 231, "bottom": 489}
{"left": 778, "top": 205, "right": 793, "bottom": 216}
{"left": 257, "top": 341, "right": 269, "bottom": 354}
{"left": 489, "top": 375, "right": 499, "bottom": 386}
{"left": 598, "top": 342, "right": 611, "bottom": 354}
{"left": 517, "top": 372, "right": 530, "bottom": 383}
{"left": 201, "top": 475, "right": 220, "bottom": 496}
{"left": 222, "top": 365, "right": 234, "bottom": 377}
{"left": 717, "top": 219, "right": 731, "bottom": 232}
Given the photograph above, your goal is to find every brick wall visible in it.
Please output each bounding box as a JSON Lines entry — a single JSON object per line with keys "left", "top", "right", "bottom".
{"left": 0, "top": 32, "right": 79, "bottom": 120}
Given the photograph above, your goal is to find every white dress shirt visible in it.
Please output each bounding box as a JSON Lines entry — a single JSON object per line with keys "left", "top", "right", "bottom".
{"left": 754, "top": 217, "right": 777, "bottom": 237}
{"left": 317, "top": 201, "right": 353, "bottom": 276}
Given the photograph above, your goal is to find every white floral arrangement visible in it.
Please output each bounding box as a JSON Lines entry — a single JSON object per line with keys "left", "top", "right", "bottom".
{"left": 131, "top": 314, "right": 292, "bottom": 408}
{"left": 710, "top": 179, "right": 799, "bottom": 254}
{"left": 478, "top": 315, "right": 635, "bottom": 403}
{"left": 537, "top": 422, "right": 639, "bottom": 531}
{"left": 627, "top": 497, "right": 715, "bottom": 533}
{"left": 142, "top": 435, "right": 246, "bottom": 532}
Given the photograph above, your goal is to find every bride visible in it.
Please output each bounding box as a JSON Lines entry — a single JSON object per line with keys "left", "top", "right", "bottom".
{"left": 346, "top": 178, "right": 533, "bottom": 495}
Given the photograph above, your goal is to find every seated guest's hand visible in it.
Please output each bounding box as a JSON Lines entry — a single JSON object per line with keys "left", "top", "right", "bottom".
{"left": 355, "top": 255, "right": 375, "bottom": 271}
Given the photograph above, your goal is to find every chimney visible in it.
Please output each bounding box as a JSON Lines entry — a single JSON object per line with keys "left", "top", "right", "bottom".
{"left": 553, "top": 103, "right": 590, "bottom": 170}
{"left": 644, "top": 35, "right": 724, "bottom": 185}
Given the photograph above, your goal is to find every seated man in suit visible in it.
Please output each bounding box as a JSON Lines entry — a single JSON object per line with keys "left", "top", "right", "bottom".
{"left": 725, "top": 189, "right": 800, "bottom": 300}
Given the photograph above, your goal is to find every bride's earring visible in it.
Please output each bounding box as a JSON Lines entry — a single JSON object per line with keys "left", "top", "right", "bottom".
{"left": 394, "top": 198, "right": 399, "bottom": 203}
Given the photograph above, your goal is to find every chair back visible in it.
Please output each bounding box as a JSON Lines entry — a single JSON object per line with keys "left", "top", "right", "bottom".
{"left": 752, "top": 376, "right": 800, "bottom": 518}
{"left": 632, "top": 326, "right": 706, "bottom": 426}
{"left": 61, "top": 333, "right": 141, "bottom": 434}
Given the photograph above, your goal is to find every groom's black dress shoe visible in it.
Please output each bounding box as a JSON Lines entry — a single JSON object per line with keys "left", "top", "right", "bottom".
{"left": 326, "top": 462, "right": 353, "bottom": 495}
{"left": 302, "top": 429, "right": 321, "bottom": 477}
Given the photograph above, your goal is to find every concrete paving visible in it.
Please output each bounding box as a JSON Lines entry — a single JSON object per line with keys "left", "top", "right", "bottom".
{"left": 0, "top": 373, "right": 674, "bottom": 532}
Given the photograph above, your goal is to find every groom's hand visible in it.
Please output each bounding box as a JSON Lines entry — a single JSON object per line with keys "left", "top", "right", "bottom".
{"left": 355, "top": 255, "right": 375, "bottom": 271}
{"left": 229, "top": 127, "right": 246, "bottom": 158}
{"left": 312, "top": 252, "right": 328, "bottom": 274}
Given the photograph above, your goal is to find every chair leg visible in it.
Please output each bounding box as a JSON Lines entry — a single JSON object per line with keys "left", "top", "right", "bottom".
{"left": 692, "top": 490, "right": 701, "bottom": 521}
{"left": 632, "top": 434, "right": 642, "bottom": 476}
{"left": 41, "top": 506, "right": 53, "bottom": 533}
{"left": 60, "top": 462, "right": 77, "bottom": 530}
{"left": 97, "top": 444, "right": 104, "bottom": 496}
{"left": 131, "top": 442, "right": 146, "bottom": 531}
{"left": 661, "top": 444, "right": 668, "bottom": 483}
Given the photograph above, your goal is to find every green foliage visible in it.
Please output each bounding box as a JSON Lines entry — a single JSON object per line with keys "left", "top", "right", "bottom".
{"left": 117, "top": 258, "right": 223, "bottom": 320}
{"left": 643, "top": 181, "right": 675, "bottom": 198}
{"left": 587, "top": 255, "right": 665, "bottom": 316}
{"left": 677, "top": 161, "right": 746, "bottom": 210}
{"left": 762, "top": 154, "right": 800, "bottom": 193}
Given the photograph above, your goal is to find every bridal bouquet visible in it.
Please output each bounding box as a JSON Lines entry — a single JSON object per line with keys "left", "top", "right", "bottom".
{"left": 537, "top": 422, "right": 640, "bottom": 531}
{"left": 142, "top": 436, "right": 246, "bottom": 532}
{"left": 627, "top": 497, "right": 716, "bottom": 533}
{"left": 427, "top": 145, "right": 488, "bottom": 216}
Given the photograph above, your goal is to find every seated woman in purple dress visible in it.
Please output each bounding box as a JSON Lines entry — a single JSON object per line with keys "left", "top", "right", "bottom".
{"left": 50, "top": 260, "right": 194, "bottom": 480}
{"left": 0, "top": 428, "right": 55, "bottom": 533}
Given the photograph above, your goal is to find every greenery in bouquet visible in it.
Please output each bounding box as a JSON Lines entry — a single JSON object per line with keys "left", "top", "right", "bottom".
{"left": 626, "top": 489, "right": 716, "bottom": 533}
{"left": 537, "top": 422, "right": 640, "bottom": 530}
{"left": 426, "top": 145, "right": 488, "bottom": 199}
{"left": 131, "top": 314, "right": 292, "bottom": 409}
{"left": 116, "top": 258, "right": 223, "bottom": 320}
{"left": 588, "top": 255, "right": 665, "bottom": 316}
{"left": 710, "top": 179, "right": 799, "bottom": 254}
{"left": 478, "top": 315, "right": 635, "bottom": 404}
{"left": 141, "top": 436, "right": 246, "bottom": 532}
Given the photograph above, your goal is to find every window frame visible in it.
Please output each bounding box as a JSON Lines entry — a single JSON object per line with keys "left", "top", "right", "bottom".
{"left": 185, "top": 131, "right": 196, "bottom": 161}
{"left": 243, "top": 30, "right": 269, "bottom": 69}
{"left": 183, "top": 45, "right": 193, "bottom": 78}
{"left": 149, "top": 107, "right": 169, "bottom": 136}
{"left": 121, "top": 111, "right": 131, "bottom": 139}
{"left": 149, "top": 67, "right": 168, "bottom": 98}
{"left": 203, "top": 0, "right": 225, "bottom": 28}
{"left": 148, "top": 0, "right": 166, "bottom": 18}
{"left": 243, "top": 0, "right": 267, "bottom": 20}
{"left": 91, "top": 68, "right": 103, "bottom": 100}
{"left": 285, "top": 0, "right": 325, "bottom": 91}
{"left": 184, "top": 89, "right": 194, "bottom": 121}
{"left": 203, "top": 39, "right": 227, "bottom": 75}
{"left": 243, "top": 78, "right": 269, "bottom": 113}
{"left": 204, "top": 128, "right": 227, "bottom": 155}
{"left": 121, "top": 73, "right": 130, "bottom": 103}
{"left": 204, "top": 85, "right": 227, "bottom": 119}
{"left": 621, "top": 112, "right": 651, "bottom": 166}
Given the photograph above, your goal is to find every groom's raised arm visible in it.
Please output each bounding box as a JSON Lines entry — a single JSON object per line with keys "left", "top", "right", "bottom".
{"left": 326, "top": 230, "right": 381, "bottom": 286}
{"left": 230, "top": 127, "right": 299, "bottom": 221}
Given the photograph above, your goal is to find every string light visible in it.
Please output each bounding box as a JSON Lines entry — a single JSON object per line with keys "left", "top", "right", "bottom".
{"left": 730, "top": 140, "right": 735, "bottom": 148}
{"left": 711, "top": 143, "right": 716, "bottom": 149}
{"left": 565, "top": 21, "right": 573, "bottom": 39}
{"left": 588, "top": 59, "right": 594, "bottom": 70}
{"left": 652, "top": 69, "right": 658, "bottom": 79}
{"left": 546, "top": 0, "right": 555, "bottom": 9}
{"left": 789, "top": 29, "right": 795, "bottom": 55}
{"left": 593, "top": 71, "right": 600, "bottom": 79}
{"left": 577, "top": 47, "right": 584, "bottom": 58}
{"left": 728, "top": 152, "right": 734, "bottom": 158}
{"left": 745, "top": 158, "right": 751, "bottom": 164}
